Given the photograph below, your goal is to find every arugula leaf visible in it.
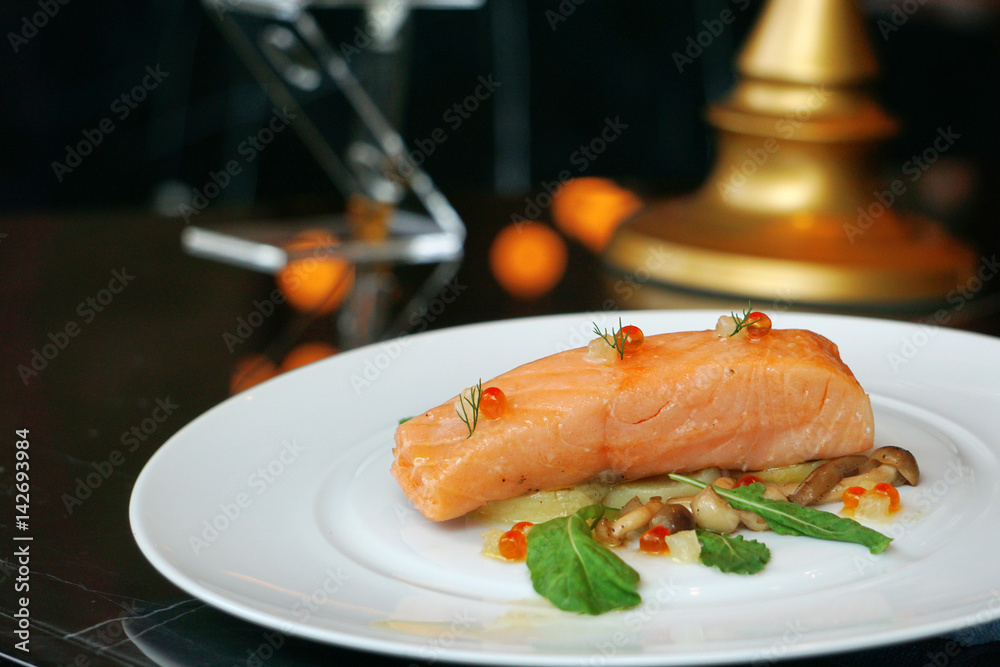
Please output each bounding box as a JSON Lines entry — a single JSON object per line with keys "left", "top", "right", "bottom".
{"left": 669, "top": 474, "right": 892, "bottom": 554}
{"left": 526, "top": 505, "right": 641, "bottom": 615}
{"left": 696, "top": 530, "right": 770, "bottom": 575}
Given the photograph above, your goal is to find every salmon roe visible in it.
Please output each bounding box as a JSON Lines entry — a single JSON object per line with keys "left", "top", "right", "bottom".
{"left": 498, "top": 531, "right": 527, "bottom": 560}
{"left": 736, "top": 474, "right": 763, "bottom": 487}
{"left": 639, "top": 525, "right": 671, "bottom": 554}
{"left": 843, "top": 484, "right": 901, "bottom": 512}
{"left": 498, "top": 521, "right": 533, "bottom": 561}
{"left": 745, "top": 312, "right": 772, "bottom": 340}
{"left": 480, "top": 387, "right": 507, "bottom": 420}
{"left": 618, "top": 325, "right": 644, "bottom": 353}
{"left": 872, "top": 482, "right": 901, "bottom": 511}
{"left": 842, "top": 486, "right": 867, "bottom": 510}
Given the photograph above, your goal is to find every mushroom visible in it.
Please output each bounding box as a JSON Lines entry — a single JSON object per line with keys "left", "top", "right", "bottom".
{"left": 778, "top": 447, "right": 920, "bottom": 505}
{"left": 816, "top": 465, "right": 903, "bottom": 504}
{"left": 691, "top": 485, "right": 741, "bottom": 533}
{"left": 594, "top": 517, "right": 622, "bottom": 548}
{"left": 649, "top": 503, "right": 696, "bottom": 534}
{"left": 778, "top": 462, "right": 903, "bottom": 505}
{"left": 788, "top": 455, "right": 868, "bottom": 506}
{"left": 610, "top": 497, "right": 664, "bottom": 539}
{"left": 868, "top": 446, "right": 920, "bottom": 486}
{"left": 665, "top": 497, "right": 693, "bottom": 511}
{"left": 619, "top": 496, "right": 644, "bottom": 515}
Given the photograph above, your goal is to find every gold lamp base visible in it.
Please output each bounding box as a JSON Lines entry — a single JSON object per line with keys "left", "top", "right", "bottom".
{"left": 604, "top": 0, "right": 977, "bottom": 310}
{"left": 607, "top": 200, "right": 977, "bottom": 309}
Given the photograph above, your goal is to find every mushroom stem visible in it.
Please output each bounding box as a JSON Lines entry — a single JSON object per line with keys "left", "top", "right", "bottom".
{"left": 610, "top": 497, "right": 664, "bottom": 538}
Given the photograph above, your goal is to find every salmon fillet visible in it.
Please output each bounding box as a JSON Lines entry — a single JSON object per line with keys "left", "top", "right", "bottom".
{"left": 392, "top": 328, "right": 874, "bottom": 521}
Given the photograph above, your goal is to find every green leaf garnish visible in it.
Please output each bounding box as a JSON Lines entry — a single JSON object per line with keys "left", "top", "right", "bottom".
{"left": 696, "top": 529, "right": 770, "bottom": 575}
{"left": 592, "top": 318, "right": 627, "bottom": 360}
{"left": 669, "top": 474, "right": 892, "bottom": 554}
{"left": 526, "top": 505, "right": 641, "bottom": 615}
{"left": 728, "top": 301, "right": 755, "bottom": 337}
{"left": 455, "top": 380, "right": 483, "bottom": 438}
{"left": 398, "top": 417, "right": 412, "bottom": 424}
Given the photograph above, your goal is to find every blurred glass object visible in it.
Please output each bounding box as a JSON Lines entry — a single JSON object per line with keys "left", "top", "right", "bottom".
{"left": 186, "top": 0, "right": 483, "bottom": 347}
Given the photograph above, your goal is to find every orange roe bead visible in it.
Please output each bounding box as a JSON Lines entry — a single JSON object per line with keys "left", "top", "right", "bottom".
{"left": 639, "top": 525, "right": 671, "bottom": 555}
{"left": 872, "top": 482, "right": 901, "bottom": 511}
{"left": 498, "top": 529, "right": 528, "bottom": 561}
{"left": 842, "top": 486, "right": 866, "bottom": 510}
{"left": 619, "top": 325, "right": 644, "bottom": 353}
{"left": 480, "top": 386, "right": 507, "bottom": 420}
{"left": 511, "top": 521, "right": 534, "bottom": 534}
{"left": 746, "top": 312, "right": 772, "bottom": 340}
{"left": 736, "top": 474, "right": 763, "bottom": 487}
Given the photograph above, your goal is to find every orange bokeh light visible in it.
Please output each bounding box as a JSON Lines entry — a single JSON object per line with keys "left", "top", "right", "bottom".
{"left": 551, "top": 177, "right": 642, "bottom": 253}
{"left": 276, "top": 230, "right": 355, "bottom": 315}
{"left": 230, "top": 354, "right": 278, "bottom": 395}
{"left": 489, "top": 222, "right": 568, "bottom": 299}
{"left": 280, "top": 341, "right": 338, "bottom": 372}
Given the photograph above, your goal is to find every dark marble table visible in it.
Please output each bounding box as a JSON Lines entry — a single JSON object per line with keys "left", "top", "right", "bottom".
{"left": 3, "top": 215, "right": 1000, "bottom": 667}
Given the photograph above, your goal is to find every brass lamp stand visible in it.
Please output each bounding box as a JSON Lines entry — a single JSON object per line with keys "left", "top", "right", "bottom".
{"left": 604, "top": 0, "right": 976, "bottom": 310}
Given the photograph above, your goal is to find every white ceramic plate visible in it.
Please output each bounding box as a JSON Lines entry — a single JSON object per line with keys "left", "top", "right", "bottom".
{"left": 130, "top": 311, "right": 1000, "bottom": 665}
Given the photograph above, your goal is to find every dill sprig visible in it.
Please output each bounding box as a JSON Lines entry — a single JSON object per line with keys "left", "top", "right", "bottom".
{"left": 729, "top": 301, "right": 755, "bottom": 337}
{"left": 455, "top": 379, "right": 483, "bottom": 438}
{"left": 593, "top": 318, "right": 627, "bottom": 360}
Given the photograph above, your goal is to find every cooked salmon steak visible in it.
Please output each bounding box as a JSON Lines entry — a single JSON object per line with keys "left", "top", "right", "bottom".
{"left": 392, "top": 328, "right": 874, "bottom": 521}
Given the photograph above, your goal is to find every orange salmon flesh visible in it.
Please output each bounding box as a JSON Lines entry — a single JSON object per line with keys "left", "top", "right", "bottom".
{"left": 391, "top": 329, "right": 874, "bottom": 521}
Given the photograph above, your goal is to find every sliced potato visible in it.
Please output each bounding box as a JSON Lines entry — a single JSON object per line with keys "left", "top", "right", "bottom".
{"left": 469, "top": 483, "right": 609, "bottom": 524}
{"left": 480, "top": 528, "right": 504, "bottom": 559}
{"left": 856, "top": 492, "right": 891, "bottom": 522}
{"left": 740, "top": 460, "right": 826, "bottom": 485}
{"left": 602, "top": 467, "right": 721, "bottom": 508}
{"left": 468, "top": 461, "right": 828, "bottom": 524}
{"left": 666, "top": 530, "right": 701, "bottom": 564}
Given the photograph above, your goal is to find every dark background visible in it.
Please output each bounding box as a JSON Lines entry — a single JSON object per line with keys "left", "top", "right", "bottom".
{"left": 2, "top": 0, "right": 999, "bottom": 258}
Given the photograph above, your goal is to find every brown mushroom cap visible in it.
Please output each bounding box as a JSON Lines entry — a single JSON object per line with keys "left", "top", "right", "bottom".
{"left": 650, "top": 503, "right": 696, "bottom": 534}
{"left": 869, "top": 446, "right": 920, "bottom": 485}
{"left": 789, "top": 455, "right": 869, "bottom": 506}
